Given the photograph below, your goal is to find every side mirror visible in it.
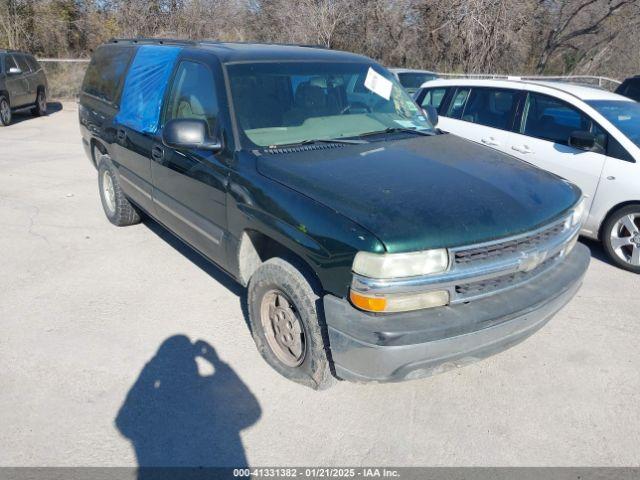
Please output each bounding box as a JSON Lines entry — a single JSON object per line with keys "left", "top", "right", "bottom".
{"left": 162, "top": 119, "right": 222, "bottom": 152}
{"left": 569, "top": 130, "right": 597, "bottom": 151}
{"left": 423, "top": 105, "right": 438, "bottom": 126}
{"left": 8, "top": 67, "right": 22, "bottom": 75}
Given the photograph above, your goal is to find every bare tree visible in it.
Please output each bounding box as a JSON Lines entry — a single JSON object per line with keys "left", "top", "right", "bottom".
{"left": 533, "top": 0, "right": 637, "bottom": 73}
{"left": 0, "top": 0, "right": 33, "bottom": 50}
{"left": 2, "top": 0, "right": 640, "bottom": 84}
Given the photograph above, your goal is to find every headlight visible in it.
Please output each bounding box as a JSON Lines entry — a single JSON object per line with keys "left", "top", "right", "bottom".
{"left": 352, "top": 249, "right": 449, "bottom": 279}
{"left": 570, "top": 197, "right": 587, "bottom": 227}
{"left": 350, "top": 289, "right": 449, "bottom": 313}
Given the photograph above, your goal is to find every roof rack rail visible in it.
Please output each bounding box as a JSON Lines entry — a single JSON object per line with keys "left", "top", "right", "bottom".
{"left": 108, "top": 37, "right": 328, "bottom": 49}
{"left": 109, "top": 38, "right": 197, "bottom": 46}
{"left": 198, "top": 40, "right": 328, "bottom": 49}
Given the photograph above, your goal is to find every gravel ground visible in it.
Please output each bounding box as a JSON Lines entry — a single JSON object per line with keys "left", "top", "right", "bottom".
{"left": 1, "top": 103, "right": 639, "bottom": 467}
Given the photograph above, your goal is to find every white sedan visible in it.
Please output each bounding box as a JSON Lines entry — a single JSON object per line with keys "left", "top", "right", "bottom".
{"left": 415, "top": 78, "right": 640, "bottom": 273}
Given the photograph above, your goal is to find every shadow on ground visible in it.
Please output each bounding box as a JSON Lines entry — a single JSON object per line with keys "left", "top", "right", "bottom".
{"left": 9, "top": 102, "right": 64, "bottom": 125}
{"left": 116, "top": 335, "right": 261, "bottom": 476}
{"left": 579, "top": 237, "right": 610, "bottom": 264}
{"left": 142, "top": 217, "right": 253, "bottom": 333}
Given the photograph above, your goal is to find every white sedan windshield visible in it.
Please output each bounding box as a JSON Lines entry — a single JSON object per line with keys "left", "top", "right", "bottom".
{"left": 587, "top": 100, "right": 640, "bottom": 148}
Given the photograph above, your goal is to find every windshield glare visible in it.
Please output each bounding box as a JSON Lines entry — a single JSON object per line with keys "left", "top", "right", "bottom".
{"left": 587, "top": 100, "right": 640, "bottom": 148}
{"left": 228, "top": 62, "right": 433, "bottom": 147}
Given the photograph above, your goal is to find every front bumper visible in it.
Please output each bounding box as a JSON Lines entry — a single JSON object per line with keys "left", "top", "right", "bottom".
{"left": 324, "top": 243, "right": 590, "bottom": 382}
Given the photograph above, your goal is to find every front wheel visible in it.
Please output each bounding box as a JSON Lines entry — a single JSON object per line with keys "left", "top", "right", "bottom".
{"left": 0, "top": 96, "right": 11, "bottom": 126}
{"left": 602, "top": 205, "right": 640, "bottom": 273}
{"left": 247, "top": 258, "right": 334, "bottom": 389}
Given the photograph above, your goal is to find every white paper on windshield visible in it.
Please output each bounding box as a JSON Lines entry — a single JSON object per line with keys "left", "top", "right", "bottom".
{"left": 364, "top": 67, "right": 392, "bottom": 100}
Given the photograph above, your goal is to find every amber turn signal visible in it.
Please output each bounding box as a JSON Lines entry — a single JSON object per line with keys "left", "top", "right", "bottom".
{"left": 349, "top": 290, "right": 387, "bottom": 312}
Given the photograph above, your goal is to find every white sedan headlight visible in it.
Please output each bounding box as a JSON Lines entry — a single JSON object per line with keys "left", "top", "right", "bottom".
{"left": 352, "top": 249, "right": 449, "bottom": 279}
{"left": 570, "top": 197, "right": 587, "bottom": 228}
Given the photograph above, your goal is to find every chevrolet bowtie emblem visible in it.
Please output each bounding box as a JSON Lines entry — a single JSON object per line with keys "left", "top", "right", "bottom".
{"left": 518, "top": 250, "right": 547, "bottom": 273}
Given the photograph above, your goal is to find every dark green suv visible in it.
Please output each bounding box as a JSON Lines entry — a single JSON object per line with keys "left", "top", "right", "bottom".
{"left": 0, "top": 50, "right": 48, "bottom": 126}
{"left": 79, "top": 39, "right": 589, "bottom": 389}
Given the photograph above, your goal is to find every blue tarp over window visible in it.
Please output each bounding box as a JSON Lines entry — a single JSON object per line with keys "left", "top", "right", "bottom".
{"left": 115, "top": 45, "right": 181, "bottom": 133}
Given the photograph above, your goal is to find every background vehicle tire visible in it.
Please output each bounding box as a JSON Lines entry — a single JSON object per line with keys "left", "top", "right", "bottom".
{"left": 0, "top": 95, "right": 11, "bottom": 126}
{"left": 247, "top": 257, "right": 334, "bottom": 390}
{"left": 602, "top": 204, "right": 640, "bottom": 273}
{"left": 97, "top": 155, "right": 141, "bottom": 226}
{"left": 31, "top": 90, "right": 47, "bottom": 116}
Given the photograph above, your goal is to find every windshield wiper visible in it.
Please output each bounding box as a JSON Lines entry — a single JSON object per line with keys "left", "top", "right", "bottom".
{"left": 358, "top": 127, "right": 435, "bottom": 138}
{"left": 301, "top": 138, "right": 367, "bottom": 145}
{"left": 269, "top": 138, "right": 367, "bottom": 148}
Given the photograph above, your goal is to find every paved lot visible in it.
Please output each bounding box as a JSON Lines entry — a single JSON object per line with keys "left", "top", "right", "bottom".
{"left": 1, "top": 104, "right": 640, "bottom": 467}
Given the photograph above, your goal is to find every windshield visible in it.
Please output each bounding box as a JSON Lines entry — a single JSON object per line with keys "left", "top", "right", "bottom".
{"left": 228, "top": 62, "right": 433, "bottom": 147}
{"left": 587, "top": 100, "right": 640, "bottom": 148}
{"left": 397, "top": 72, "right": 437, "bottom": 90}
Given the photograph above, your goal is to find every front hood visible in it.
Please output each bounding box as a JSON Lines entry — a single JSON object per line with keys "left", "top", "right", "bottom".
{"left": 257, "top": 134, "right": 580, "bottom": 253}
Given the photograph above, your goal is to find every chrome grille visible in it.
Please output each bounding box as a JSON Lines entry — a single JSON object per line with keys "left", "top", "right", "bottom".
{"left": 454, "top": 221, "right": 566, "bottom": 266}
{"left": 350, "top": 208, "right": 580, "bottom": 307}
{"left": 455, "top": 253, "right": 559, "bottom": 298}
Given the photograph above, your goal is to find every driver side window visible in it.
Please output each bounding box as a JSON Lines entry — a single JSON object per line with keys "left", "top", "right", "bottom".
{"left": 6, "top": 55, "right": 19, "bottom": 72}
{"left": 165, "top": 61, "right": 218, "bottom": 135}
{"left": 520, "top": 92, "right": 605, "bottom": 150}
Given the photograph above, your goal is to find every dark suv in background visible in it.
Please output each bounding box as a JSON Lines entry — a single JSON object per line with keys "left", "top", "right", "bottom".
{"left": 79, "top": 39, "right": 588, "bottom": 389}
{"left": 0, "top": 50, "right": 48, "bottom": 126}
{"left": 615, "top": 76, "right": 640, "bottom": 102}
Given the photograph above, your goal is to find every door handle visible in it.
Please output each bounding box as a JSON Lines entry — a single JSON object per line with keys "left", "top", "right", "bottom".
{"left": 512, "top": 145, "right": 533, "bottom": 154}
{"left": 151, "top": 145, "right": 164, "bottom": 162}
{"left": 480, "top": 137, "right": 501, "bottom": 147}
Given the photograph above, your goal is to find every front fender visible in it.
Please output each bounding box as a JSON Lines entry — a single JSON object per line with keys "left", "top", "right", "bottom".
{"left": 226, "top": 164, "right": 384, "bottom": 298}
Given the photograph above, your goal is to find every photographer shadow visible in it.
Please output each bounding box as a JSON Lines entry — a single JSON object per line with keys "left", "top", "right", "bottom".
{"left": 115, "top": 335, "right": 261, "bottom": 476}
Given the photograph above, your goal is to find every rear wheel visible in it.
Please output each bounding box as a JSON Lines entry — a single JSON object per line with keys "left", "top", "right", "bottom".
{"left": 31, "top": 90, "right": 47, "bottom": 116}
{"left": 0, "top": 96, "right": 11, "bottom": 126}
{"left": 247, "top": 257, "right": 334, "bottom": 389}
{"left": 602, "top": 205, "right": 640, "bottom": 273}
{"left": 97, "top": 156, "right": 141, "bottom": 226}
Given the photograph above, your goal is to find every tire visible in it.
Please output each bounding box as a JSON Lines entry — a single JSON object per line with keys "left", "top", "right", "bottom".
{"left": 602, "top": 204, "right": 640, "bottom": 273}
{"left": 97, "top": 155, "right": 141, "bottom": 226}
{"left": 31, "top": 90, "right": 47, "bottom": 116}
{"left": 247, "top": 257, "right": 334, "bottom": 389}
{"left": 0, "top": 95, "right": 11, "bottom": 126}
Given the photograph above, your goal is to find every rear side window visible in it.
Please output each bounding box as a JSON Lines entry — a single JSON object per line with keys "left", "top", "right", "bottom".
{"left": 447, "top": 88, "right": 470, "bottom": 119}
{"left": 459, "top": 88, "right": 518, "bottom": 130}
{"left": 520, "top": 92, "right": 605, "bottom": 148}
{"left": 14, "top": 54, "right": 30, "bottom": 73}
{"left": 420, "top": 87, "right": 448, "bottom": 113}
{"left": 164, "top": 61, "right": 219, "bottom": 135}
{"left": 26, "top": 55, "right": 40, "bottom": 72}
{"left": 82, "top": 46, "right": 134, "bottom": 104}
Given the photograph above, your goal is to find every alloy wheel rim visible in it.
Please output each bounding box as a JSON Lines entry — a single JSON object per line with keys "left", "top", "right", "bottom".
{"left": 0, "top": 100, "right": 9, "bottom": 123}
{"left": 38, "top": 93, "right": 46, "bottom": 113}
{"left": 259, "top": 289, "right": 306, "bottom": 367}
{"left": 610, "top": 213, "right": 640, "bottom": 266}
{"left": 102, "top": 170, "right": 116, "bottom": 214}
